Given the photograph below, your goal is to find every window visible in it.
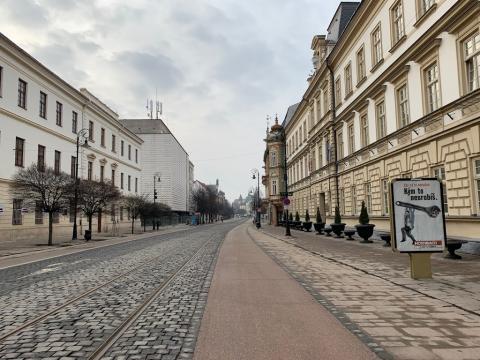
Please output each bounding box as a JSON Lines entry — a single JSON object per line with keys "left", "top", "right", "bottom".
{"left": 15, "top": 137, "right": 24, "bottom": 167}
{"left": 100, "top": 165, "right": 104, "bottom": 182}
{"left": 135, "top": 149, "right": 138, "bottom": 163}
{"left": 365, "top": 183, "right": 372, "bottom": 212}
{"left": 376, "top": 101, "right": 386, "bottom": 139}
{"left": 128, "top": 144, "right": 131, "bottom": 160}
{"left": 271, "top": 151, "right": 277, "bottom": 167}
{"left": 391, "top": 1, "right": 405, "bottom": 45}
{"left": 134, "top": 178, "right": 138, "bottom": 192}
{"left": 120, "top": 172, "right": 124, "bottom": 189}
{"left": 111, "top": 135, "right": 116, "bottom": 152}
{"left": 54, "top": 150, "right": 61, "bottom": 174}
{"left": 0, "top": 66, "right": 3, "bottom": 97}
{"left": 101, "top": 128, "right": 105, "bottom": 147}
{"left": 360, "top": 113, "right": 369, "bottom": 147}
{"left": 111, "top": 169, "right": 115, "bottom": 186}
{"left": 382, "top": 179, "right": 389, "bottom": 215}
{"left": 39, "top": 92, "right": 47, "bottom": 119}
{"left": 344, "top": 63, "right": 352, "bottom": 96}
{"left": 424, "top": 62, "right": 441, "bottom": 113}
{"left": 56, "top": 102, "right": 63, "bottom": 126}
{"left": 337, "top": 131, "right": 344, "bottom": 159}
{"left": 464, "top": 33, "right": 480, "bottom": 93}
{"left": 318, "top": 141, "right": 323, "bottom": 168}
{"left": 303, "top": 122, "right": 307, "bottom": 140}
{"left": 128, "top": 175, "right": 131, "bottom": 191}
{"left": 434, "top": 167, "right": 448, "bottom": 213}
{"left": 371, "top": 25, "right": 383, "bottom": 67}
{"left": 419, "top": 0, "right": 435, "bottom": 16}
{"left": 72, "top": 111, "right": 78, "bottom": 133}
{"left": 357, "top": 46, "right": 366, "bottom": 83}
{"left": 35, "top": 201, "right": 44, "bottom": 225}
{"left": 71, "top": 156, "right": 77, "bottom": 178}
{"left": 38, "top": 145, "right": 45, "bottom": 172}
{"left": 348, "top": 123, "right": 355, "bottom": 154}
{"left": 335, "top": 77, "right": 342, "bottom": 106}
{"left": 12, "top": 199, "right": 23, "bottom": 225}
{"left": 88, "top": 121, "right": 94, "bottom": 141}
{"left": 475, "top": 160, "right": 480, "bottom": 212}
{"left": 18, "top": 79, "right": 27, "bottom": 109}
{"left": 316, "top": 98, "right": 321, "bottom": 122}
{"left": 322, "top": 87, "right": 329, "bottom": 116}
{"left": 397, "top": 84, "right": 410, "bottom": 128}
{"left": 351, "top": 186, "right": 357, "bottom": 215}
{"left": 87, "top": 161, "right": 93, "bottom": 181}
{"left": 121, "top": 140, "right": 124, "bottom": 156}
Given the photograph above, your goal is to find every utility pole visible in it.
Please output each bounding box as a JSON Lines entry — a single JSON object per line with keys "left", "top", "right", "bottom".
{"left": 283, "top": 128, "right": 291, "bottom": 236}
{"left": 72, "top": 129, "right": 88, "bottom": 240}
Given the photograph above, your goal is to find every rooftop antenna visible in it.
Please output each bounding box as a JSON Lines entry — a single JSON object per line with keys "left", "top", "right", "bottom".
{"left": 146, "top": 87, "right": 163, "bottom": 120}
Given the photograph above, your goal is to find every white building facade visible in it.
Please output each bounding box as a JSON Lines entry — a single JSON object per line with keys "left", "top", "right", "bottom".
{"left": 0, "top": 34, "right": 143, "bottom": 243}
{"left": 121, "top": 119, "right": 193, "bottom": 214}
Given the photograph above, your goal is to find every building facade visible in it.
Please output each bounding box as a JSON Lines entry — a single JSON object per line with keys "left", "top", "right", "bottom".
{"left": 120, "top": 119, "right": 193, "bottom": 215}
{"left": 281, "top": 0, "right": 480, "bottom": 239}
{"left": 0, "top": 33, "right": 143, "bottom": 243}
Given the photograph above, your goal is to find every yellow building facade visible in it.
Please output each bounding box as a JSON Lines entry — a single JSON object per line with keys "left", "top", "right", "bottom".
{"left": 281, "top": 0, "right": 480, "bottom": 239}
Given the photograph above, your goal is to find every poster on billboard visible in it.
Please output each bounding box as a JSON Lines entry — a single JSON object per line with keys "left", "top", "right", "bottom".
{"left": 391, "top": 178, "right": 446, "bottom": 253}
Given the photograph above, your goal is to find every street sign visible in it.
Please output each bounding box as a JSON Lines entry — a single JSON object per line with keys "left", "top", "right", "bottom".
{"left": 391, "top": 178, "right": 446, "bottom": 253}
{"left": 280, "top": 192, "right": 293, "bottom": 196}
{"left": 283, "top": 198, "right": 291, "bottom": 205}
{"left": 21, "top": 208, "right": 29, "bottom": 214}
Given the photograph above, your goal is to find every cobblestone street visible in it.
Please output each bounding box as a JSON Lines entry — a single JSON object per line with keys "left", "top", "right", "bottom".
{"left": 0, "top": 221, "right": 240, "bottom": 359}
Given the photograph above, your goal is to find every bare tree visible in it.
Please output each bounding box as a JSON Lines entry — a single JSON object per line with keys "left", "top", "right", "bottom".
{"left": 77, "top": 179, "right": 120, "bottom": 238}
{"left": 12, "top": 164, "right": 73, "bottom": 246}
{"left": 123, "top": 194, "right": 148, "bottom": 234}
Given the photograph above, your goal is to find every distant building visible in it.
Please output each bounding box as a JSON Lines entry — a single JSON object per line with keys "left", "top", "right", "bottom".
{"left": 120, "top": 118, "right": 193, "bottom": 215}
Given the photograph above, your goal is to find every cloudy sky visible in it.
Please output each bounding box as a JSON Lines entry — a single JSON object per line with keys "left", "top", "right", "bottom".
{"left": 1, "top": 0, "right": 340, "bottom": 201}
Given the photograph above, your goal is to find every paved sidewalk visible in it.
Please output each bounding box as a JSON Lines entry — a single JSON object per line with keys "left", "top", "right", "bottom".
{"left": 0, "top": 224, "right": 190, "bottom": 269}
{"left": 255, "top": 225, "right": 480, "bottom": 360}
{"left": 194, "top": 222, "right": 377, "bottom": 360}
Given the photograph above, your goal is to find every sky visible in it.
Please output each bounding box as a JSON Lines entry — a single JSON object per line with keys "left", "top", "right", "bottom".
{"left": 0, "top": 0, "right": 341, "bottom": 202}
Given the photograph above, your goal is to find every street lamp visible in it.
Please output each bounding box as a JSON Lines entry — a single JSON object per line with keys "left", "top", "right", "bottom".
{"left": 251, "top": 169, "right": 261, "bottom": 229}
{"left": 72, "top": 128, "right": 89, "bottom": 240}
{"left": 153, "top": 174, "right": 161, "bottom": 230}
{"left": 282, "top": 129, "right": 291, "bottom": 236}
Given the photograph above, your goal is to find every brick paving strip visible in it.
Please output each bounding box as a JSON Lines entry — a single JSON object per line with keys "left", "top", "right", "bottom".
{"left": 254, "top": 225, "right": 480, "bottom": 360}
{"left": 193, "top": 222, "right": 378, "bottom": 360}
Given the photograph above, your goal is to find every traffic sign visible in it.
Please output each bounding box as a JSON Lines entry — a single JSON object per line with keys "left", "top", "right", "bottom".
{"left": 283, "top": 198, "right": 291, "bottom": 205}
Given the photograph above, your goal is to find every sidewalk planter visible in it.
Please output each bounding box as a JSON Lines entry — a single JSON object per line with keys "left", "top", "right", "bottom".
{"left": 330, "top": 223, "right": 346, "bottom": 238}
{"left": 330, "top": 206, "right": 345, "bottom": 238}
{"left": 324, "top": 226, "right": 333, "bottom": 236}
{"left": 84, "top": 230, "right": 92, "bottom": 241}
{"left": 302, "top": 221, "right": 312, "bottom": 232}
{"left": 294, "top": 221, "right": 302, "bottom": 230}
{"left": 355, "top": 224, "right": 375, "bottom": 243}
{"left": 356, "top": 201, "right": 375, "bottom": 243}
{"left": 343, "top": 228, "right": 355, "bottom": 240}
{"left": 313, "top": 222, "right": 325, "bottom": 234}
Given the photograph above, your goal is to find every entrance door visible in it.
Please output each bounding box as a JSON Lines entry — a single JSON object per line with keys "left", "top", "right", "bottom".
{"left": 319, "top": 193, "right": 326, "bottom": 220}
{"left": 97, "top": 209, "right": 102, "bottom": 233}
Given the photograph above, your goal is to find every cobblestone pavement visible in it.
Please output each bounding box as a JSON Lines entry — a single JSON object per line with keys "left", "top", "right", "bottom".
{"left": 255, "top": 225, "right": 480, "bottom": 360}
{"left": 0, "top": 221, "right": 240, "bottom": 359}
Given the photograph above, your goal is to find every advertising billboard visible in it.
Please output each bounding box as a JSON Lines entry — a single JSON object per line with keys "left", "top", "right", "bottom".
{"left": 391, "top": 178, "right": 446, "bottom": 253}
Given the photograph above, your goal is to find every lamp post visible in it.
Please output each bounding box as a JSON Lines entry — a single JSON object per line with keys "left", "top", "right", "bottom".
{"left": 153, "top": 174, "right": 160, "bottom": 230}
{"left": 251, "top": 169, "right": 261, "bottom": 228}
{"left": 72, "top": 129, "right": 89, "bottom": 240}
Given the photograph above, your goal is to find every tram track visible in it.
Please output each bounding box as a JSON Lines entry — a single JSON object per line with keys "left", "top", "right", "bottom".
{"left": 0, "top": 232, "right": 214, "bottom": 347}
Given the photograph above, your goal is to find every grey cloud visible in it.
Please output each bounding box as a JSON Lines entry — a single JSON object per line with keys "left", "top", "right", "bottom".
{"left": 115, "top": 51, "right": 183, "bottom": 92}
{"left": 4, "top": 0, "right": 49, "bottom": 26}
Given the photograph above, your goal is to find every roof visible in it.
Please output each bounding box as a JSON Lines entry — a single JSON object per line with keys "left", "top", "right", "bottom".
{"left": 326, "top": 2, "right": 360, "bottom": 42}
{"left": 282, "top": 103, "right": 300, "bottom": 127}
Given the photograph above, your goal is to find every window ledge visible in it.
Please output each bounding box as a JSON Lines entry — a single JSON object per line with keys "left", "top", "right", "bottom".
{"left": 356, "top": 77, "right": 367, "bottom": 88}
{"left": 414, "top": 4, "right": 437, "bottom": 28}
{"left": 344, "top": 91, "right": 353, "bottom": 101}
{"left": 389, "top": 35, "right": 407, "bottom": 54}
{"left": 370, "top": 58, "right": 384, "bottom": 74}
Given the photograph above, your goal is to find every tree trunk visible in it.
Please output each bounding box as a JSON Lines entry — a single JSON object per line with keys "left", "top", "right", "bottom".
{"left": 48, "top": 212, "right": 53, "bottom": 246}
{"left": 143, "top": 218, "right": 146, "bottom": 232}
{"left": 131, "top": 218, "right": 134, "bottom": 234}
{"left": 88, "top": 215, "right": 92, "bottom": 232}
